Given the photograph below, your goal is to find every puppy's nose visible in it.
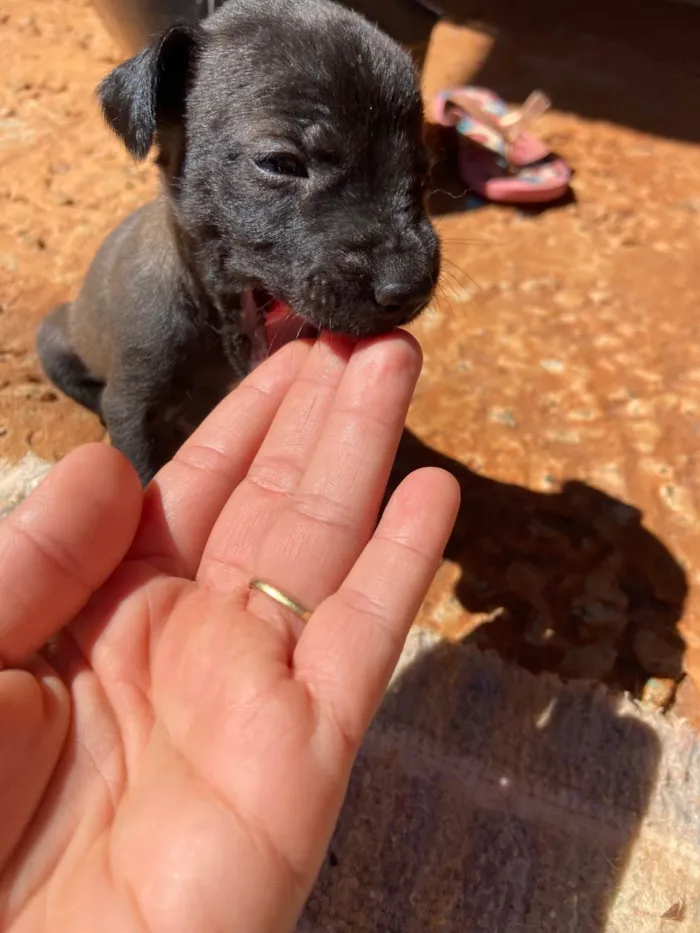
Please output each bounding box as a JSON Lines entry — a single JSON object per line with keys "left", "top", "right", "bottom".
{"left": 374, "top": 274, "right": 434, "bottom": 316}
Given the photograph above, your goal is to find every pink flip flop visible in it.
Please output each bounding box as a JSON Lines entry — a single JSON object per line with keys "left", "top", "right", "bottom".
{"left": 432, "top": 87, "right": 572, "bottom": 204}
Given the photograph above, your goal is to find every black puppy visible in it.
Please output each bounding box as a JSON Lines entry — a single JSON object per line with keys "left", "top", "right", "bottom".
{"left": 37, "top": 0, "right": 440, "bottom": 485}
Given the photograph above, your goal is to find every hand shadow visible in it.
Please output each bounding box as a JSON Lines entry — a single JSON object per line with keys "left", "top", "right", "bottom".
{"left": 387, "top": 429, "right": 688, "bottom": 698}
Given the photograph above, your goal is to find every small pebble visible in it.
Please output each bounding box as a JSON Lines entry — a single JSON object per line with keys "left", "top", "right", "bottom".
{"left": 642, "top": 678, "right": 676, "bottom": 711}
{"left": 540, "top": 359, "right": 565, "bottom": 374}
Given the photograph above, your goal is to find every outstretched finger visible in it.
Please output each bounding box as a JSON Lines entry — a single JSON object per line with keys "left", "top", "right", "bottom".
{"left": 294, "top": 466, "right": 460, "bottom": 750}
{"left": 129, "top": 341, "right": 312, "bottom": 578}
{"left": 196, "top": 334, "right": 356, "bottom": 592}
{"left": 0, "top": 445, "right": 142, "bottom": 664}
{"left": 225, "top": 332, "right": 424, "bottom": 636}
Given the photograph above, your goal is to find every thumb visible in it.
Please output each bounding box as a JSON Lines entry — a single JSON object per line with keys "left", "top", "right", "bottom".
{"left": 0, "top": 445, "right": 142, "bottom": 664}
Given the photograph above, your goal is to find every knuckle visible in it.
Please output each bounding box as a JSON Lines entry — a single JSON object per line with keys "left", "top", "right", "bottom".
{"left": 293, "top": 490, "right": 360, "bottom": 533}
{"left": 247, "top": 456, "right": 305, "bottom": 496}
{"left": 173, "top": 441, "right": 238, "bottom": 479}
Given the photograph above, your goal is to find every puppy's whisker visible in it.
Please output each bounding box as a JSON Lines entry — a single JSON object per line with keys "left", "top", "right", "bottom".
{"left": 437, "top": 266, "right": 465, "bottom": 296}
{"left": 429, "top": 187, "right": 469, "bottom": 201}
{"left": 441, "top": 258, "right": 482, "bottom": 293}
{"left": 444, "top": 290, "right": 465, "bottom": 324}
{"left": 266, "top": 307, "right": 291, "bottom": 357}
{"left": 437, "top": 277, "right": 469, "bottom": 321}
{"left": 440, "top": 270, "right": 472, "bottom": 298}
{"left": 433, "top": 284, "right": 461, "bottom": 325}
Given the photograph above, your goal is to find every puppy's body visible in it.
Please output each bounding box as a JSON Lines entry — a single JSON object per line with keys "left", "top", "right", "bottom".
{"left": 39, "top": 200, "right": 237, "bottom": 477}
{"left": 37, "top": 0, "right": 440, "bottom": 484}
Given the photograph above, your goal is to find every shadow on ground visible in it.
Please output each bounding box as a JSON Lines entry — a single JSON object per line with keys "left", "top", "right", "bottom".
{"left": 424, "top": 119, "right": 579, "bottom": 217}
{"left": 360, "top": 0, "right": 700, "bottom": 144}
{"left": 437, "top": 0, "right": 700, "bottom": 144}
{"left": 303, "top": 630, "right": 664, "bottom": 931}
{"left": 388, "top": 430, "right": 688, "bottom": 699}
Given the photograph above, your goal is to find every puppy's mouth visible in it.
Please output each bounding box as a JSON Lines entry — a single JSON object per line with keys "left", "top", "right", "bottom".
{"left": 243, "top": 288, "right": 318, "bottom": 367}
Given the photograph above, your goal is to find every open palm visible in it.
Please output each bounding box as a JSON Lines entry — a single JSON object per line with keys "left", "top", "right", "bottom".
{"left": 0, "top": 334, "right": 458, "bottom": 933}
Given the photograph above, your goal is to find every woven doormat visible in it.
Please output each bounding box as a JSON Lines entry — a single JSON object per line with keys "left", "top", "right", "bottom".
{"left": 2, "top": 457, "right": 699, "bottom": 930}
{"left": 0, "top": 453, "right": 52, "bottom": 519}
{"left": 300, "top": 631, "right": 700, "bottom": 931}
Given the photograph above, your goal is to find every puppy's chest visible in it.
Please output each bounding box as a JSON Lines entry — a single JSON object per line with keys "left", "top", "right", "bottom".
{"left": 161, "top": 333, "right": 244, "bottom": 436}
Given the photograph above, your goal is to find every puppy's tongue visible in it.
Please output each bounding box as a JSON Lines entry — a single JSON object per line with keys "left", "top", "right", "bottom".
{"left": 264, "top": 298, "right": 316, "bottom": 352}
{"left": 242, "top": 289, "right": 316, "bottom": 368}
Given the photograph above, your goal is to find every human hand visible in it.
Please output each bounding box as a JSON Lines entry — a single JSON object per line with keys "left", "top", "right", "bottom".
{"left": 0, "top": 333, "right": 459, "bottom": 933}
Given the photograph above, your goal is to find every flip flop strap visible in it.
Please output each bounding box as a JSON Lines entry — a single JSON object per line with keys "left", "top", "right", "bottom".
{"left": 444, "top": 89, "right": 551, "bottom": 146}
{"left": 499, "top": 90, "right": 551, "bottom": 142}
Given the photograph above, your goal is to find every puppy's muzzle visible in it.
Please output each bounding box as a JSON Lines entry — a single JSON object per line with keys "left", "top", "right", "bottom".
{"left": 373, "top": 272, "right": 435, "bottom": 320}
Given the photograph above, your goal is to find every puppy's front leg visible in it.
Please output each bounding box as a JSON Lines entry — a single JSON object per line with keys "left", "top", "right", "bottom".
{"left": 101, "top": 388, "right": 160, "bottom": 486}
{"left": 101, "top": 367, "right": 179, "bottom": 486}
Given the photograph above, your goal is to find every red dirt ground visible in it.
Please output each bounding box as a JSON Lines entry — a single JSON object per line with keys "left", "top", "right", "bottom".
{"left": 2, "top": 0, "right": 700, "bottom": 719}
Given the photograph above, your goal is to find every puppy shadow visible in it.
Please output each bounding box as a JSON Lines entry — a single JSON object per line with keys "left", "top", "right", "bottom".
{"left": 388, "top": 429, "right": 688, "bottom": 698}
{"left": 304, "top": 630, "right": 663, "bottom": 931}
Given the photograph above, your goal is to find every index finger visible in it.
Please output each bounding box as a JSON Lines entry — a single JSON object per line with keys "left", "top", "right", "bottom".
{"left": 128, "top": 340, "right": 312, "bottom": 578}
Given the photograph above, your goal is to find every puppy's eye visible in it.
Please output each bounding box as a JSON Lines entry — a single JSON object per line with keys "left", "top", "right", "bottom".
{"left": 255, "top": 154, "right": 308, "bottom": 178}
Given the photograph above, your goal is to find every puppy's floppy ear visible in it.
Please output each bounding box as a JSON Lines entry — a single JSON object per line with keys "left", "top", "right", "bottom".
{"left": 97, "top": 23, "right": 200, "bottom": 160}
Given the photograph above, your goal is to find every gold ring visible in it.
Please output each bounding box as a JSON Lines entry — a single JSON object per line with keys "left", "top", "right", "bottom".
{"left": 249, "top": 579, "right": 312, "bottom": 623}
